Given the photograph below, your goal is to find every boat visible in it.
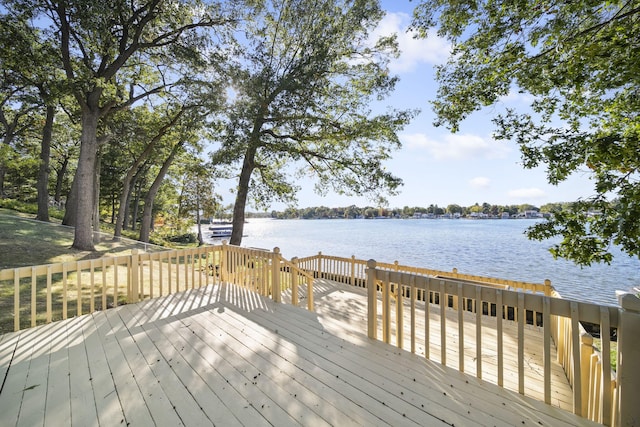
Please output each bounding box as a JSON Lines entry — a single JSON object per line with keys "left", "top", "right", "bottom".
{"left": 209, "top": 221, "right": 233, "bottom": 238}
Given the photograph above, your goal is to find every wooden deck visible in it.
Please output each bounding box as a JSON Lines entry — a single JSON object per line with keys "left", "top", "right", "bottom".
{"left": 0, "top": 280, "right": 600, "bottom": 426}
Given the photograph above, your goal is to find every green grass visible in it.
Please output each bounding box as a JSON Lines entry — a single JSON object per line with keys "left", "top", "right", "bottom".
{"left": 0, "top": 208, "right": 162, "bottom": 269}
{"left": 0, "top": 208, "right": 186, "bottom": 334}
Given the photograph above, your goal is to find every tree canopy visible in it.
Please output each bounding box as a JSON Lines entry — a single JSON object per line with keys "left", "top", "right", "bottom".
{"left": 411, "top": 0, "right": 640, "bottom": 265}
{"left": 215, "top": 0, "right": 416, "bottom": 245}
{"left": 1, "top": 0, "right": 235, "bottom": 250}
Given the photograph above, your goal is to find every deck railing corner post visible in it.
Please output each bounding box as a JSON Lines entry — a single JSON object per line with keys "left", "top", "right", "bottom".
{"left": 616, "top": 292, "right": 640, "bottom": 427}
{"left": 366, "top": 259, "right": 378, "bottom": 339}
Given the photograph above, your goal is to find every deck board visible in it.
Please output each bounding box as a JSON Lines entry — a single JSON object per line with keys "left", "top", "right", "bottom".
{"left": 0, "top": 280, "right": 601, "bottom": 427}
{"left": 92, "top": 310, "right": 157, "bottom": 426}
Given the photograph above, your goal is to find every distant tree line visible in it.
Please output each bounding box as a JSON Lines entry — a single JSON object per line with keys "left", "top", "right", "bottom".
{"left": 270, "top": 202, "right": 573, "bottom": 220}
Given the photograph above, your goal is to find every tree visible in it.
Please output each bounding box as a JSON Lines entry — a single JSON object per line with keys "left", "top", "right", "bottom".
{"left": 50, "top": 116, "right": 79, "bottom": 205}
{"left": 139, "top": 139, "right": 186, "bottom": 243}
{"left": 447, "top": 204, "right": 462, "bottom": 215}
{"left": 178, "top": 160, "right": 220, "bottom": 246}
{"left": 4, "top": 17, "right": 65, "bottom": 222}
{"left": 0, "top": 92, "right": 37, "bottom": 197}
{"left": 215, "top": 0, "right": 416, "bottom": 245}
{"left": 412, "top": 1, "right": 640, "bottom": 265}
{"left": 3, "top": 0, "right": 234, "bottom": 250}
{"left": 138, "top": 104, "right": 211, "bottom": 242}
{"left": 111, "top": 106, "right": 185, "bottom": 239}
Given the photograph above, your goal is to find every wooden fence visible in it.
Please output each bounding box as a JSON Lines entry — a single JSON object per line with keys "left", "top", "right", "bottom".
{"left": 217, "top": 243, "right": 313, "bottom": 310}
{"left": 3, "top": 246, "right": 637, "bottom": 425}
{"left": 296, "top": 253, "right": 628, "bottom": 426}
{"left": 0, "top": 244, "right": 313, "bottom": 334}
{"left": 364, "top": 259, "right": 640, "bottom": 427}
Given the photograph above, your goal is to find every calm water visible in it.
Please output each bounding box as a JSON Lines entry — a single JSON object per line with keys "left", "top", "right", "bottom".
{"left": 203, "top": 218, "right": 640, "bottom": 306}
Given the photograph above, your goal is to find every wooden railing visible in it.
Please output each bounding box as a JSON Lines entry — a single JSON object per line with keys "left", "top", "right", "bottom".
{"left": 297, "top": 252, "right": 551, "bottom": 295}
{"left": 297, "top": 252, "right": 624, "bottom": 424}
{"left": 364, "top": 259, "right": 640, "bottom": 427}
{"left": 4, "top": 245, "right": 636, "bottom": 424}
{"left": 0, "top": 244, "right": 313, "bottom": 334}
{"left": 218, "top": 243, "right": 313, "bottom": 311}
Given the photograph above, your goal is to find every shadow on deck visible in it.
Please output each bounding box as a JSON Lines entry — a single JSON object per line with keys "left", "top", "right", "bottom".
{"left": 1, "top": 280, "right": 599, "bottom": 426}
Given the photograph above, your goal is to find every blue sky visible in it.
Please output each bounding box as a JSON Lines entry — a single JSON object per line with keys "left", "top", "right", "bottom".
{"left": 224, "top": 1, "right": 594, "bottom": 211}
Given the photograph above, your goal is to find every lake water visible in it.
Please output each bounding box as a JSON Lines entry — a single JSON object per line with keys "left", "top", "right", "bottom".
{"left": 202, "top": 218, "right": 640, "bottom": 306}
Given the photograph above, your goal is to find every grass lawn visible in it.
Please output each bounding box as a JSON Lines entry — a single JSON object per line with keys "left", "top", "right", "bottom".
{"left": 0, "top": 209, "right": 186, "bottom": 333}
{"left": 0, "top": 208, "right": 163, "bottom": 269}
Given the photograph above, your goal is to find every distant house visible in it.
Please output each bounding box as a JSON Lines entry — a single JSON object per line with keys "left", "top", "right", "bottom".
{"left": 501, "top": 212, "right": 511, "bottom": 219}
{"left": 517, "top": 210, "right": 542, "bottom": 219}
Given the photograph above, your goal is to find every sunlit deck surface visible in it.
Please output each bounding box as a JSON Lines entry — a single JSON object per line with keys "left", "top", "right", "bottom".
{"left": 0, "top": 279, "right": 599, "bottom": 426}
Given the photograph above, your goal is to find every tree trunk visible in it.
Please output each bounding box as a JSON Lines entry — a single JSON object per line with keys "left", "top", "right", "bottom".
{"left": 196, "top": 193, "right": 203, "bottom": 246}
{"left": 92, "top": 149, "right": 101, "bottom": 235}
{"left": 230, "top": 144, "right": 257, "bottom": 246}
{"left": 122, "top": 180, "right": 133, "bottom": 231}
{"left": 131, "top": 179, "right": 142, "bottom": 231}
{"left": 111, "top": 193, "right": 116, "bottom": 224}
{"left": 115, "top": 169, "right": 136, "bottom": 236}
{"left": 72, "top": 108, "right": 100, "bottom": 251}
{"left": 139, "top": 142, "right": 184, "bottom": 242}
{"left": 123, "top": 166, "right": 145, "bottom": 231}
{"left": 62, "top": 173, "right": 78, "bottom": 226}
{"left": 114, "top": 111, "right": 183, "bottom": 238}
{"left": 36, "top": 105, "right": 55, "bottom": 222}
{"left": 115, "top": 152, "right": 155, "bottom": 236}
{"left": 0, "top": 133, "right": 13, "bottom": 198}
{"left": 0, "top": 166, "right": 5, "bottom": 198}
{"left": 54, "top": 155, "right": 69, "bottom": 203}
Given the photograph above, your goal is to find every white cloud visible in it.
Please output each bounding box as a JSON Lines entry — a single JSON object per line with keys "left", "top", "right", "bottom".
{"left": 403, "top": 132, "right": 510, "bottom": 160}
{"left": 507, "top": 188, "right": 547, "bottom": 199}
{"left": 470, "top": 177, "right": 491, "bottom": 189}
{"left": 373, "top": 12, "right": 451, "bottom": 73}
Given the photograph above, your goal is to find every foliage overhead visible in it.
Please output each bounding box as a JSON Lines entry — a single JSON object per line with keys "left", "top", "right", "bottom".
{"left": 214, "top": 0, "right": 417, "bottom": 244}
{"left": 0, "top": 0, "right": 236, "bottom": 250}
{"left": 411, "top": 0, "right": 640, "bottom": 265}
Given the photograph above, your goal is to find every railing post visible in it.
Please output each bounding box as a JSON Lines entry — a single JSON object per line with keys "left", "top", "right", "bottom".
{"left": 272, "top": 247, "right": 281, "bottom": 303}
{"left": 366, "top": 259, "right": 377, "bottom": 339}
{"left": 396, "top": 274, "right": 403, "bottom": 349}
{"left": 350, "top": 255, "right": 356, "bottom": 286}
{"left": 616, "top": 292, "right": 640, "bottom": 427}
{"left": 580, "top": 332, "right": 594, "bottom": 417}
{"left": 220, "top": 240, "right": 228, "bottom": 281}
{"left": 307, "top": 274, "right": 314, "bottom": 311}
{"left": 316, "top": 251, "right": 322, "bottom": 279}
{"left": 291, "top": 257, "right": 299, "bottom": 306}
{"left": 130, "top": 249, "right": 139, "bottom": 303}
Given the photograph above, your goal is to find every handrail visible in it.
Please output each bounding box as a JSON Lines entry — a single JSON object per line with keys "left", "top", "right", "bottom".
{"left": 297, "top": 252, "right": 552, "bottom": 295}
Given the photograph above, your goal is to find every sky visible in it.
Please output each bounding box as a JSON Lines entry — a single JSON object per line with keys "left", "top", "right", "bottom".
{"left": 223, "top": 1, "right": 595, "bottom": 211}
